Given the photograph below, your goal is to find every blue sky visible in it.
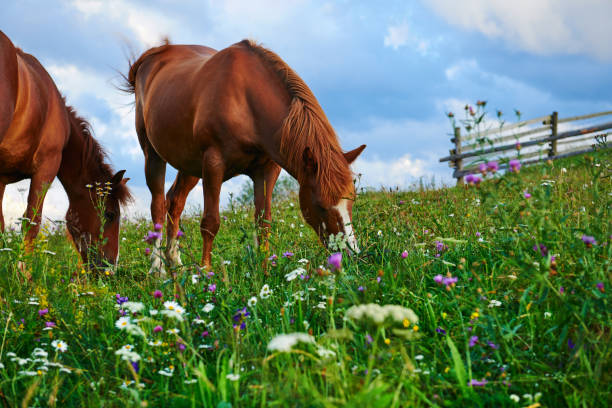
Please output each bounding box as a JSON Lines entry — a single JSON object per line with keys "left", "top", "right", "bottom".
{"left": 2, "top": 0, "right": 612, "bottom": 222}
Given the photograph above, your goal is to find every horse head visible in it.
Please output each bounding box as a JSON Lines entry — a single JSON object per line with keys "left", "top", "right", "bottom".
{"left": 66, "top": 170, "right": 130, "bottom": 269}
{"left": 298, "top": 144, "right": 366, "bottom": 253}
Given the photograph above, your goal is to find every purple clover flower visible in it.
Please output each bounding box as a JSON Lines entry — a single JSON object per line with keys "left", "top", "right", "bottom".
{"left": 401, "top": 250, "right": 408, "bottom": 259}
{"left": 434, "top": 274, "right": 443, "bottom": 284}
{"left": 365, "top": 333, "right": 373, "bottom": 345}
{"left": 268, "top": 254, "right": 278, "bottom": 261}
{"left": 469, "top": 336, "right": 478, "bottom": 347}
{"left": 144, "top": 230, "right": 161, "bottom": 244}
{"left": 358, "top": 286, "right": 365, "bottom": 292}
{"left": 207, "top": 284, "right": 217, "bottom": 293}
{"left": 327, "top": 252, "right": 342, "bottom": 271}
{"left": 38, "top": 308, "right": 48, "bottom": 317}
{"left": 533, "top": 244, "right": 548, "bottom": 257}
{"left": 282, "top": 251, "right": 294, "bottom": 258}
{"left": 468, "top": 379, "right": 488, "bottom": 387}
{"left": 153, "top": 290, "right": 163, "bottom": 299}
{"left": 509, "top": 159, "right": 521, "bottom": 173}
{"left": 487, "top": 341, "right": 499, "bottom": 350}
{"left": 596, "top": 282, "right": 605, "bottom": 293}
{"left": 154, "top": 325, "right": 163, "bottom": 333}
{"left": 581, "top": 235, "right": 597, "bottom": 247}
{"left": 486, "top": 161, "right": 499, "bottom": 173}
{"left": 154, "top": 223, "right": 163, "bottom": 231}
{"left": 176, "top": 230, "right": 185, "bottom": 238}
{"left": 478, "top": 163, "right": 487, "bottom": 174}
{"left": 465, "top": 173, "right": 482, "bottom": 185}
{"left": 45, "top": 321, "right": 56, "bottom": 328}
{"left": 524, "top": 191, "right": 532, "bottom": 199}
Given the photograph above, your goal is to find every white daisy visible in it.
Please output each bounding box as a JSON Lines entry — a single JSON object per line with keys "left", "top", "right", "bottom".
{"left": 51, "top": 340, "right": 68, "bottom": 353}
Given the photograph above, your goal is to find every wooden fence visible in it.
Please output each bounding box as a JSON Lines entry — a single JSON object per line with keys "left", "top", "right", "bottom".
{"left": 439, "top": 110, "right": 612, "bottom": 185}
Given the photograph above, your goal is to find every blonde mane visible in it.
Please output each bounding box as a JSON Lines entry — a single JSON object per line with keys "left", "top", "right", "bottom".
{"left": 240, "top": 40, "right": 352, "bottom": 205}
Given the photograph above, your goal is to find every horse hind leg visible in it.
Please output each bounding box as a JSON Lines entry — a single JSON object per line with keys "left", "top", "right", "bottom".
{"left": 252, "top": 161, "right": 281, "bottom": 252}
{"left": 0, "top": 183, "right": 5, "bottom": 232}
{"left": 200, "top": 149, "right": 224, "bottom": 269}
{"left": 23, "top": 174, "right": 56, "bottom": 250}
{"left": 165, "top": 171, "right": 199, "bottom": 268}
{"left": 143, "top": 144, "right": 168, "bottom": 277}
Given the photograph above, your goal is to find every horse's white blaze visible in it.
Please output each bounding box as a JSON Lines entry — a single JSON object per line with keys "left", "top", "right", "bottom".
{"left": 149, "top": 236, "right": 166, "bottom": 276}
{"left": 334, "top": 199, "right": 360, "bottom": 253}
{"left": 166, "top": 237, "right": 182, "bottom": 267}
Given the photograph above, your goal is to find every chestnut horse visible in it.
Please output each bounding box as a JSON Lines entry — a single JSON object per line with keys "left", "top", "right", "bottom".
{"left": 0, "top": 31, "right": 131, "bottom": 268}
{"left": 124, "top": 39, "right": 365, "bottom": 273}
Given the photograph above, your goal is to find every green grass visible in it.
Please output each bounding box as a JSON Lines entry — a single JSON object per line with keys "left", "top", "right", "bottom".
{"left": 0, "top": 152, "right": 610, "bottom": 407}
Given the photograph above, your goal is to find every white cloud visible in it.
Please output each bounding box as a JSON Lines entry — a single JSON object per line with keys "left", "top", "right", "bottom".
{"left": 383, "top": 22, "right": 431, "bottom": 55}
{"left": 353, "top": 154, "right": 437, "bottom": 189}
{"left": 425, "top": 0, "right": 612, "bottom": 61}
{"left": 444, "top": 59, "right": 478, "bottom": 81}
{"left": 71, "top": 0, "right": 177, "bottom": 47}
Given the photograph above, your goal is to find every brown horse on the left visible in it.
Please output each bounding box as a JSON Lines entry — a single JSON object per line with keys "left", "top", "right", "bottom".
{"left": 0, "top": 31, "right": 131, "bottom": 268}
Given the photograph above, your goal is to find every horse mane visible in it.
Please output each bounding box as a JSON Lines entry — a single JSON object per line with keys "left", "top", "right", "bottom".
{"left": 65, "top": 103, "right": 132, "bottom": 205}
{"left": 239, "top": 39, "right": 352, "bottom": 205}
{"left": 121, "top": 38, "right": 172, "bottom": 94}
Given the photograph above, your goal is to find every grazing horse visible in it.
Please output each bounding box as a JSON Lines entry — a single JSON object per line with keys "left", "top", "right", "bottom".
{"left": 0, "top": 31, "right": 131, "bottom": 268}
{"left": 124, "top": 39, "right": 365, "bottom": 273}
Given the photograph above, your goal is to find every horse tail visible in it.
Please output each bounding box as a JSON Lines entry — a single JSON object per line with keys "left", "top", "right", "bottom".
{"left": 120, "top": 37, "right": 171, "bottom": 95}
{"left": 0, "top": 30, "right": 18, "bottom": 142}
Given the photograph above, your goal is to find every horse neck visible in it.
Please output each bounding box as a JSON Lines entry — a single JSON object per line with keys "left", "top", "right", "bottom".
{"left": 56, "top": 124, "right": 98, "bottom": 202}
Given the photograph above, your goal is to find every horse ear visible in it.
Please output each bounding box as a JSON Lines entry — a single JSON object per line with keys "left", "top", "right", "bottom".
{"left": 302, "top": 147, "right": 317, "bottom": 173}
{"left": 344, "top": 144, "right": 366, "bottom": 165}
{"left": 110, "top": 170, "right": 126, "bottom": 185}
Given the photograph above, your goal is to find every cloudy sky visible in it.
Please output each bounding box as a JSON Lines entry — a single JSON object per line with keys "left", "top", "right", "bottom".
{"left": 2, "top": 0, "right": 611, "bottom": 224}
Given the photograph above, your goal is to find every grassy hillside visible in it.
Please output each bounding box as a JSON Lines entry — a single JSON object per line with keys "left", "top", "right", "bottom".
{"left": 0, "top": 152, "right": 610, "bottom": 407}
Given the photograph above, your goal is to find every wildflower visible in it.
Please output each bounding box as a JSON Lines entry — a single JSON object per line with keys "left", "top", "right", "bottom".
{"left": 434, "top": 274, "right": 457, "bottom": 287}
{"left": 202, "top": 303, "right": 215, "bottom": 313}
{"left": 248, "top": 297, "right": 258, "bottom": 307}
{"left": 176, "top": 230, "right": 185, "bottom": 238}
{"left": 478, "top": 163, "right": 487, "bottom": 174}
{"left": 468, "top": 379, "right": 488, "bottom": 387}
{"left": 267, "top": 332, "right": 315, "bottom": 352}
{"left": 401, "top": 250, "right": 408, "bottom": 259}
{"left": 38, "top": 308, "right": 48, "bottom": 317}
{"left": 487, "top": 341, "right": 499, "bottom": 349}
{"left": 226, "top": 373, "right": 240, "bottom": 381}
{"left": 116, "top": 294, "right": 129, "bottom": 305}
{"left": 510, "top": 394, "right": 520, "bottom": 403}
{"left": 233, "top": 307, "right": 250, "bottom": 330}
{"left": 596, "top": 282, "right": 605, "bottom": 293}
{"left": 161, "top": 301, "right": 185, "bottom": 321}
{"left": 581, "top": 235, "right": 597, "bottom": 247}
{"left": 285, "top": 267, "right": 306, "bottom": 281}
{"left": 358, "top": 285, "right": 365, "bottom": 292}
{"left": 115, "top": 316, "right": 131, "bottom": 330}
{"left": 144, "top": 231, "right": 161, "bottom": 244}
{"left": 447, "top": 112, "right": 454, "bottom": 118}
{"left": 568, "top": 338, "right": 575, "bottom": 350}
{"left": 533, "top": 244, "right": 548, "bottom": 257}
{"left": 44, "top": 321, "right": 56, "bottom": 329}
{"left": 559, "top": 286, "right": 565, "bottom": 294}
{"left": 145, "top": 248, "right": 151, "bottom": 255}
{"left": 153, "top": 290, "right": 163, "bottom": 299}
{"left": 469, "top": 336, "right": 478, "bottom": 347}
{"left": 121, "top": 301, "right": 144, "bottom": 314}
{"left": 327, "top": 252, "right": 342, "bottom": 271}
{"left": 51, "top": 339, "right": 68, "bottom": 353}
{"left": 436, "top": 327, "right": 446, "bottom": 335}
{"left": 377, "top": 230, "right": 383, "bottom": 237}
{"left": 207, "top": 284, "right": 217, "bottom": 293}
{"left": 154, "top": 223, "right": 162, "bottom": 231}
{"left": 346, "top": 303, "right": 418, "bottom": 327}
{"left": 259, "top": 284, "right": 272, "bottom": 299}
{"left": 282, "top": 251, "right": 294, "bottom": 258}
{"left": 486, "top": 161, "right": 499, "bottom": 173}
{"left": 166, "top": 328, "right": 180, "bottom": 335}
{"left": 523, "top": 191, "right": 531, "bottom": 199}
{"left": 488, "top": 300, "right": 502, "bottom": 308}
{"left": 384, "top": 338, "right": 391, "bottom": 345}
{"left": 153, "top": 325, "right": 163, "bottom": 333}
{"left": 509, "top": 159, "right": 521, "bottom": 173}
{"left": 158, "top": 366, "right": 174, "bottom": 376}
{"left": 465, "top": 174, "right": 482, "bottom": 185}
{"left": 544, "top": 312, "right": 552, "bottom": 319}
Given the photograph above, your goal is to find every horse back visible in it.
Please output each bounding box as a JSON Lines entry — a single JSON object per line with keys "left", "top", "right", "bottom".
{"left": 0, "top": 31, "right": 19, "bottom": 144}
{"left": 0, "top": 34, "right": 70, "bottom": 180}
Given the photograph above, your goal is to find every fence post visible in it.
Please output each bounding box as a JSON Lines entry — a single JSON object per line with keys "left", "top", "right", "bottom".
{"left": 549, "top": 111, "right": 558, "bottom": 158}
{"left": 454, "top": 126, "right": 464, "bottom": 185}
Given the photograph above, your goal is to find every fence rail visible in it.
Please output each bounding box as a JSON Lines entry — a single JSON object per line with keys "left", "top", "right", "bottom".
{"left": 439, "top": 110, "right": 612, "bottom": 184}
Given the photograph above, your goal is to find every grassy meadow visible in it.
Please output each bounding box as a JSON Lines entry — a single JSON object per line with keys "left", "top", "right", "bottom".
{"left": 0, "top": 151, "right": 610, "bottom": 407}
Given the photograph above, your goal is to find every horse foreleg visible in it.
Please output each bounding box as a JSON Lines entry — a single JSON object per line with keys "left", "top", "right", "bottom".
{"left": 0, "top": 183, "right": 5, "bottom": 232}
{"left": 252, "top": 162, "right": 281, "bottom": 252}
{"left": 200, "top": 150, "right": 224, "bottom": 270}
{"left": 165, "top": 172, "right": 199, "bottom": 268}
{"left": 23, "top": 175, "right": 55, "bottom": 251}
{"left": 144, "top": 148, "right": 167, "bottom": 277}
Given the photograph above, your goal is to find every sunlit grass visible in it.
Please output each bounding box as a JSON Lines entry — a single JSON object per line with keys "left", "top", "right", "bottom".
{"left": 0, "top": 151, "right": 609, "bottom": 407}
